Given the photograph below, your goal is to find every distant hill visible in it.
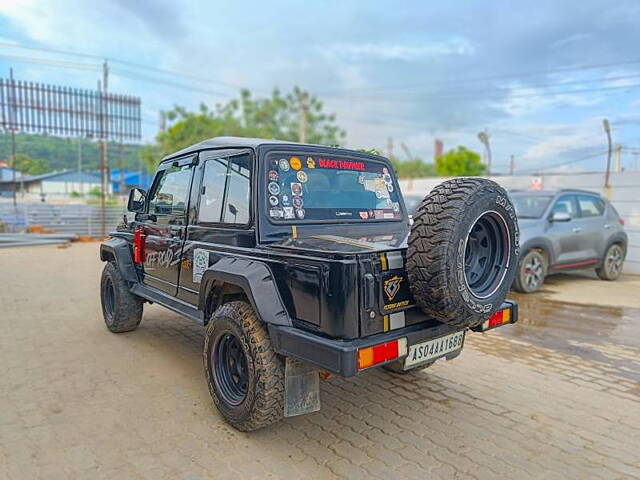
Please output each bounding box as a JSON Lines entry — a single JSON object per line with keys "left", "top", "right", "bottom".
{"left": 0, "top": 132, "right": 146, "bottom": 173}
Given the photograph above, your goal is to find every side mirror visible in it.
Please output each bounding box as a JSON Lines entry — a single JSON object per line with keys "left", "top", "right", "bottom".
{"left": 551, "top": 211, "right": 571, "bottom": 222}
{"left": 127, "top": 188, "right": 146, "bottom": 213}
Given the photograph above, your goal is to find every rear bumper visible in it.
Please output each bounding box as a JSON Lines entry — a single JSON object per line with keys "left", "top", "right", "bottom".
{"left": 269, "top": 300, "right": 517, "bottom": 377}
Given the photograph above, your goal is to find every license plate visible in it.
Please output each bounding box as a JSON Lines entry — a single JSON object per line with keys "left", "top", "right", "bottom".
{"left": 405, "top": 331, "right": 465, "bottom": 368}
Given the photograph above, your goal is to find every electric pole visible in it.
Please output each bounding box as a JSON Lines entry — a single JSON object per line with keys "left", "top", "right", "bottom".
{"left": 509, "top": 154, "right": 515, "bottom": 176}
{"left": 387, "top": 137, "right": 394, "bottom": 159}
{"left": 603, "top": 119, "right": 612, "bottom": 193}
{"left": 9, "top": 68, "right": 17, "bottom": 208}
{"left": 298, "top": 91, "right": 308, "bottom": 143}
{"left": 99, "top": 60, "right": 110, "bottom": 235}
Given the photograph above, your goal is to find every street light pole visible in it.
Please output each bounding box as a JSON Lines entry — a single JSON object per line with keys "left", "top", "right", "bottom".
{"left": 603, "top": 119, "right": 612, "bottom": 192}
{"left": 477, "top": 131, "right": 491, "bottom": 175}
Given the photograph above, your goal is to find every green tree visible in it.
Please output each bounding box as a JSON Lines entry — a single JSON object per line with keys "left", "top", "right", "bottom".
{"left": 13, "top": 153, "right": 48, "bottom": 175}
{"left": 435, "top": 146, "right": 486, "bottom": 176}
{"left": 145, "top": 87, "right": 346, "bottom": 170}
{"left": 391, "top": 158, "right": 436, "bottom": 178}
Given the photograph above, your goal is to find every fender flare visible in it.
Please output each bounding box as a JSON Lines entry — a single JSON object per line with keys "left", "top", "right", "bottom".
{"left": 199, "top": 256, "right": 292, "bottom": 327}
{"left": 100, "top": 237, "right": 139, "bottom": 283}
{"left": 601, "top": 232, "right": 629, "bottom": 262}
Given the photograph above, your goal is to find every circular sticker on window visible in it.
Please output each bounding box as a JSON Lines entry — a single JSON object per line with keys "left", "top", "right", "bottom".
{"left": 387, "top": 183, "right": 394, "bottom": 193}
{"left": 296, "top": 208, "right": 305, "bottom": 219}
{"left": 382, "top": 167, "right": 389, "bottom": 174}
{"left": 358, "top": 174, "right": 365, "bottom": 184}
{"left": 268, "top": 182, "right": 281, "bottom": 195}
{"left": 296, "top": 170, "right": 308, "bottom": 183}
{"left": 293, "top": 196, "right": 303, "bottom": 209}
{"left": 290, "top": 156, "right": 302, "bottom": 170}
{"left": 278, "top": 159, "right": 290, "bottom": 171}
{"left": 306, "top": 157, "right": 315, "bottom": 168}
{"left": 383, "top": 173, "right": 392, "bottom": 184}
{"left": 268, "top": 170, "right": 279, "bottom": 181}
{"left": 291, "top": 182, "right": 303, "bottom": 196}
{"left": 269, "top": 195, "right": 279, "bottom": 206}
{"left": 375, "top": 190, "right": 382, "bottom": 199}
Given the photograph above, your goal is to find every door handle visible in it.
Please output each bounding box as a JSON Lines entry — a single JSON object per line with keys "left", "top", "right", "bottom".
{"left": 604, "top": 224, "right": 611, "bottom": 229}
{"left": 572, "top": 227, "right": 582, "bottom": 233}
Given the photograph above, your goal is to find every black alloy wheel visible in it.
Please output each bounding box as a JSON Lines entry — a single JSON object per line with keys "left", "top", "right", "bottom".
{"left": 464, "top": 212, "right": 510, "bottom": 299}
{"left": 213, "top": 332, "right": 249, "bottom": 406}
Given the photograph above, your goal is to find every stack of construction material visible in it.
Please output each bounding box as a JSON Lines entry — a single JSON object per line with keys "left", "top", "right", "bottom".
{"left": 0, "top": 233, "right": 79, "bottom": 248}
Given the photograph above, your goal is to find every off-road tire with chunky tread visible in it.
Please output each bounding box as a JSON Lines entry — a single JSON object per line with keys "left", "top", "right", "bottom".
{"left": 204, "top": 301, "right": 284, "bottom": 432}
{"left": 407, "top": 178, "right": 519, "bottom": 328}
{"left": 100, "top": 261, "right": 143, "bottom": 333}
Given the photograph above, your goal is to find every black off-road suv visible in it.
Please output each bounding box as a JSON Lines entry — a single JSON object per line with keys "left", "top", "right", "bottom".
{"left": 100, "top": 137, "right": 520, "bottom": 431}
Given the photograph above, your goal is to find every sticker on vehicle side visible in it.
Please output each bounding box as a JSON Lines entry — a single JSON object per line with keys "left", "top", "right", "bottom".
{"left": 193, "top": 248, "right": 210, "bottom": 284}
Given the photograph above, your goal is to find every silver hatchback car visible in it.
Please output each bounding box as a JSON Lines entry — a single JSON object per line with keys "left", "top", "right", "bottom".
{"left": 510, "top": 189, "right": 627, "bottom": 292}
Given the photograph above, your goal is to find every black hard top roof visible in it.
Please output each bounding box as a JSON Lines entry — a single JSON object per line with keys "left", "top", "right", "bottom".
{"left": 162, "top": 136, "right": 385, "bottom": 162}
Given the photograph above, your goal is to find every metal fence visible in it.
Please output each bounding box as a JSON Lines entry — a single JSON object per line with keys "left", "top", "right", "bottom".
{"left": 0, "top": 203, "right": 126, "bottom": 236}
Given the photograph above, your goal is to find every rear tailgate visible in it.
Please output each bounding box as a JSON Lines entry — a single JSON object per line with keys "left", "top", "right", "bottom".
{"left": 359, "top": 249, "right": 425, "bottom": 336}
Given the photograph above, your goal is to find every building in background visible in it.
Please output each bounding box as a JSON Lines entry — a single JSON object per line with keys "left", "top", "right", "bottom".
{"left": 0, "top": 162, "right": 23, "bottom": 181}
{"left": 0, "top": 170, "right": 107, "bottom": 198}
{"left": 110, "top": 169, "right": 153, "bottom": 194}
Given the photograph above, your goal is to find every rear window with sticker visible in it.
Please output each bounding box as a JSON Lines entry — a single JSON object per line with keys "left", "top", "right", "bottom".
{"left": 265, "top": 152, "right": 403, "bottom": 223}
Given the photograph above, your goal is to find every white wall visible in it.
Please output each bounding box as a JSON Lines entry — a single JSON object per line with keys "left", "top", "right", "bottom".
{"left": 399, "top": 172, "right": 640, "bottom": 275}
{"left": 26, "top": 180, "right": 109, "bottom": 196}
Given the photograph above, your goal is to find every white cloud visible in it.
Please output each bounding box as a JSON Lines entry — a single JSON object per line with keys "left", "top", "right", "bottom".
{"left": 319, "top": 37, "right": 475, "bottom": 62}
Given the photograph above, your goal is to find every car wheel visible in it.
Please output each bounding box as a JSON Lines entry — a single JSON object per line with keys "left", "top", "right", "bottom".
{"left": 596, "top": 244, "right": 624, "bottom": 281}
{"left": 407, "top": 178, "right": 520, "bottom": 329}
{"left": 204, "top": 301, "right": 284, "bottom": 432}
{"left": 100, "top": 262, "right": 143, "bottom": 332}
{"left": 513, "top": 250, "right": 547, "bottom": 293}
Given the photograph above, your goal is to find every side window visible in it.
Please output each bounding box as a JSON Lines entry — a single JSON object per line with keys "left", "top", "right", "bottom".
{"left": 199, "top": 153, "right": 251, "bottom": 224}
{"left": 552, "top": 195, "right": 577, "bottom": 218}
{"left": 148, "top": 164, "right": 193, "bottom": 215}
{"left": 577, "top": 195, "right": 604, "bottom": 218}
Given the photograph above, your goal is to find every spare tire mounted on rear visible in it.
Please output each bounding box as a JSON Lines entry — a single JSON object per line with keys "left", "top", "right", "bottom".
{"left": 407, "top": 178, "right": 519, "bottom": 328}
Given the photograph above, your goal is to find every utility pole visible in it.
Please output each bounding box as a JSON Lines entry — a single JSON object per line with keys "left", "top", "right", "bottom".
{"left": 77, "top": 137, "right": 83, "bottom": 195}
{"left": 298, "top": 91, "right": 308, "bottom": 143}
{"left": 9, "top": 68, "right": 17, "bottom": 208}
{"left": 603, "top": 119, "right": 612, "bottom": 194}
{"left": 387, "top": 137, "right": 394, "bottom": 159}
{"left": 509, "top": 154, "right": 515, "bottom": 176}
{"left": 400, "top": 142, "right": 413, "bottom": 161}
{"left": 119, "top": 140, "right": 125, "bottom": 195}
{"left": 99, "top": 79, "right": 106, "bottom": 236}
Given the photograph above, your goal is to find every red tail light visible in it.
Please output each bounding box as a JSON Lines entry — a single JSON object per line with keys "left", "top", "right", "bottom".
{"left": 357, "top": 338, "right": 407, "bottom": 370}
{"left": 618, "top": 218, "right": 625, "bottom": 226}
{"left": 134, "top": 227, "right": 146, "bottom": 264}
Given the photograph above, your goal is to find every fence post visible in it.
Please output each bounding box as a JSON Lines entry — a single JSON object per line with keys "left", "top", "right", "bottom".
{"left": 88, "top": 207, "right": 92, "bottom": 237}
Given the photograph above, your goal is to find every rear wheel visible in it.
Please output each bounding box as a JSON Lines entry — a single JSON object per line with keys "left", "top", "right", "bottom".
{"left": 513, "top": 250, "right": 547, "bottom": 293}
{"left": 204, "top": 301, "right": 284, "bottom": 431}
{"left": 407, "top": 178, "right": 519, "bottom": 329}
{"left": 596, "top": 244, "right": 624, "bottom": 280}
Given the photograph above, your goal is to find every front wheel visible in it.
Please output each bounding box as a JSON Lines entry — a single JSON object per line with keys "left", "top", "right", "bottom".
{"left": 513, "top": 250, "right": 547, "bottom": 293}
{"left": 100, "top": 262, "right": 143, "bottom": 332}
{"left": 596, "top": 244, "right": 624, "bottom": 281}
{"left": 203, "top": 301, "right": 284, "bottom": 431}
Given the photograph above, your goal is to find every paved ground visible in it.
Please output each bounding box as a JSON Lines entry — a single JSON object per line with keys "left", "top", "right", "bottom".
{"left": 1, "top": 243, "right": 639, "bottom": 480}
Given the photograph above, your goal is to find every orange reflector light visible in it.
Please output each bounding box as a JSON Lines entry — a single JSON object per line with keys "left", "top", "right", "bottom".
{"left": 487, "top": 308, "right": 511, "bottom": 329}
{"left": 357, "top": 339, "right": 405, "bottom": 370}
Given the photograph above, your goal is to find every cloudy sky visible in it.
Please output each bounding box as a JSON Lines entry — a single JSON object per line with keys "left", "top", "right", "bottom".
{"left": 1, "top": 0, "right": 640, "bottom": 173}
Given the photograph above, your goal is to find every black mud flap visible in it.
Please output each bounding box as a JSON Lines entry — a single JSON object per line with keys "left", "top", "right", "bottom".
{"left": 284, "top": 358, "right": 321, "bottom": 417}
